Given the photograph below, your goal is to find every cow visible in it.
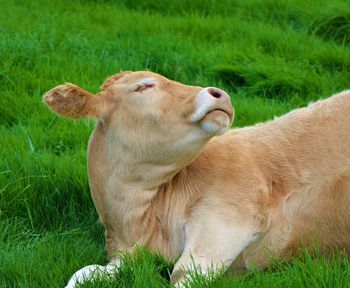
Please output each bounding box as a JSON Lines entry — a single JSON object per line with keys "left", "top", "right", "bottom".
{"left": 44, "top": 71, "right": 350, "bottom": 287}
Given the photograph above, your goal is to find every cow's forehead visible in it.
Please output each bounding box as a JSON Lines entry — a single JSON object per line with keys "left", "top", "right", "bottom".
{"left": 123, "top": 72, "right": 158, "bottom": 82}
{"left": 101, "top": 71, "right": 167, "bottom": 90}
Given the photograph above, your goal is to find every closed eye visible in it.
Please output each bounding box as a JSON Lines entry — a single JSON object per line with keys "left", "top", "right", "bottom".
{"left": 134, "top": 83, "right": 155, "bottom": 92}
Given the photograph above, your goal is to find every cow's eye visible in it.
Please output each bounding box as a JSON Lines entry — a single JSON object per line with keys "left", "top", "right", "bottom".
{"left": 134, "top": 83, "right": 155, "bottom": 92}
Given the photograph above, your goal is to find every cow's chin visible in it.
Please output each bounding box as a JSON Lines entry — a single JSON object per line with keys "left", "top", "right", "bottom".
{"left": 200, "top": 110, "right": 231, "bottom": 135}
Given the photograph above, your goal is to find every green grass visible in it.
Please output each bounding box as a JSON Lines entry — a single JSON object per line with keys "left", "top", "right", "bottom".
{"left": 1, "top": 0, "right": 350, "bottom": 287}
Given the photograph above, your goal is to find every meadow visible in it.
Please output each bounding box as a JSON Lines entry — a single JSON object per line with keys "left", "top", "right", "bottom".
{"left": 1, "top": 0, "right": 350, "bottom": 287}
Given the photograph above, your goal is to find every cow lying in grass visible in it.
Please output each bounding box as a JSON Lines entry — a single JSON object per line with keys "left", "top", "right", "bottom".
{"left": 44, "top": 71, "right": 350, "bottom": 287}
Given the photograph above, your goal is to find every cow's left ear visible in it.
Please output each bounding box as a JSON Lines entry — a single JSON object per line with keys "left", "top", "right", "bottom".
{"left": 43, "top": 83, "right": 103, "bottom": 118}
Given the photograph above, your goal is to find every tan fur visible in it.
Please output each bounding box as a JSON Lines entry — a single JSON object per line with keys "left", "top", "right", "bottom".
{"left": 44, "top": 83, "right": 103, "bottom": 118}
{"left": 44, "top": 71, "right": 350, "bottom": 286}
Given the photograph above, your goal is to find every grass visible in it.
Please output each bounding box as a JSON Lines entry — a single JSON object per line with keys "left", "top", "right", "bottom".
{"left": 1, "top": 0, "right": 350, "bottom": 287}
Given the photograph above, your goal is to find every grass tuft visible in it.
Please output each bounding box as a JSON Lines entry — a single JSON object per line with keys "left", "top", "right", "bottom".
{"left": 311, "top": 13, "right": 350, "bottom": 45}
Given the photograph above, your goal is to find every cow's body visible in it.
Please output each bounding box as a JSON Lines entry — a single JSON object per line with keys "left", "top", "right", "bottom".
{"left": 44, "top": 71, "right": 350, "bottom": 287}
{"left": 89, "top": 90, "right": 350, "bottom": 270}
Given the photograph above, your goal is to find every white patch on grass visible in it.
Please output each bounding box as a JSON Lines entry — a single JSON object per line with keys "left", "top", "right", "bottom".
{"left": 65, "top": 259, "right": 121, "bottom": 288}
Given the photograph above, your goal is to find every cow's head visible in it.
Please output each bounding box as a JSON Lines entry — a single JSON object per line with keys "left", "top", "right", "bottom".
{"left": 44, "top": 71, "right": 234, "bottom": 179}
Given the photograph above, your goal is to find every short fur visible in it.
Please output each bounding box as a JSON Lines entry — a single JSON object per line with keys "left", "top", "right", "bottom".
{"left": 44, "top": 71, "right": 350, "bottom": 286}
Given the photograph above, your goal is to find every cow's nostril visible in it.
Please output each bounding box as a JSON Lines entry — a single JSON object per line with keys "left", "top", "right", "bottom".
{"left": 208, "top": 88, "right": 222, "bottom": 98}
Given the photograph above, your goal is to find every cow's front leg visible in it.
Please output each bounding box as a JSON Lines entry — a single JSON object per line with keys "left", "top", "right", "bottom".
{"left": 171, "top": 213, "right": 260, "bottom": 286}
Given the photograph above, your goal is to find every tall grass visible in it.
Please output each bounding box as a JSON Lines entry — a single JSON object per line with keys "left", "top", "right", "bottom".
{"left": 1, "top": 0, "right": 350, "bottom": 286}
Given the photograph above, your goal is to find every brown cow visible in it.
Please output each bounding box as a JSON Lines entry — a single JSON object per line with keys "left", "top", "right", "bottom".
{"left": 44, "top": 71, "right": 350, "bottom": 287}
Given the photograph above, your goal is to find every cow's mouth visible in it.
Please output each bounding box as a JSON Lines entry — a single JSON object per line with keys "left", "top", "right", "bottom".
{"left": 200, "top": 108, "right": 233, "bottom": 134}
{"left": 206, "top": 108, "right": 233, "bottom": 121}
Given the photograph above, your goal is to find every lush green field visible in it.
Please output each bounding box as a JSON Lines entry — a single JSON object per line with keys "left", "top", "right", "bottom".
{"left": 1, "top": 0, "right": 350, "bottom": 287}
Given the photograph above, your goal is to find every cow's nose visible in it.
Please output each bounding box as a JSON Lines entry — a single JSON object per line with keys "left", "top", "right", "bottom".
{"left": 205, "top": 87, "right": 230, "bottom": 103}
{"left": 207, "top": 88, "right": 222, "bottom": 99}
{"left": 190, "top": 87, "right": 233, "bottom": 123}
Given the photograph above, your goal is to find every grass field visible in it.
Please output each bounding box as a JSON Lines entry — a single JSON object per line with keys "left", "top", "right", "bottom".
{"left": 1, "top": 0, "right": 350, "bottom": 287}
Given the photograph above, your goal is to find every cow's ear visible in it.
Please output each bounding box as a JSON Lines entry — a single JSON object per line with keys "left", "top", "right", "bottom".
{"left": 43, "top": 83, "right": 103, "bottom": 118}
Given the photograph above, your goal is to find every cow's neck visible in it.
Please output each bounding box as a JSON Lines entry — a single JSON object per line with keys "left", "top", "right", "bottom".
{"left": 89, "top": 125, "right": 203, "bottom": 251}
{"left": 103, "top": 149, "right": 186, "bottom": 244}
